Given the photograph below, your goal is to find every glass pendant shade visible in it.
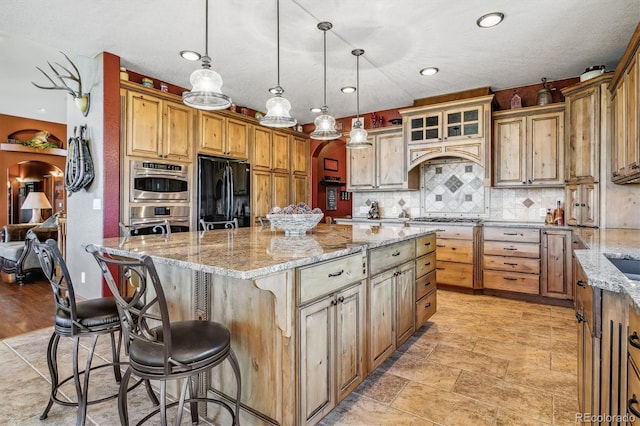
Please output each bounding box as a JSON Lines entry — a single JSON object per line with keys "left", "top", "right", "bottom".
{"left": 310, "top": 109, "right": 341, "bottom": 140}
{"left": 347, "top": 120, "right": 370, "bottom": 148}
{"left": 182, "top": 60, "right": 231, "bottom": 110}
{"left": 261, "top": 88, "right": 297, "bottom": 127}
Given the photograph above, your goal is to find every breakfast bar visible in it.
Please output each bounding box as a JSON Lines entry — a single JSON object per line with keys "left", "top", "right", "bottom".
{"left": 92, "top": 223, "right": 437, "bottom": 425}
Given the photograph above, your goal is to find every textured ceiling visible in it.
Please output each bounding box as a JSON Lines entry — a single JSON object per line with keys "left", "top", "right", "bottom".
{"left": 0, "top": 0, "right": 638, "bottom": 125}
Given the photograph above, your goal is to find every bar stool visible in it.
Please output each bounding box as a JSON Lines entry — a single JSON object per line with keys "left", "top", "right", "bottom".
{"left": 26, "top": 232, "right": 131, "bottom": 425}
{"left": 86, "top": 244, "right": 241, "bottom": 425}
{"left": 200, "top": 218, "right": 238, "bottom": 230}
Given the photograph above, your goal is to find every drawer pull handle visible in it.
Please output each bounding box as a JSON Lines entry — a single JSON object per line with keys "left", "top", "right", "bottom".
{"left": 424, "top": 281, "right": 431, "bottom": 286}
{"left": 392, "top": 251, "right": 401, "bottom": 257}
{"left": 503, "top": 247, "right": 518, "bottom": 251}
{"left": 629, "top": 394, "right": 640, "bottom": 418}
{"left": 503, "top": 277, "right": 517, "bottom": 281}
{"left": 425, "top": 302, "right": 431, "bottom": 308}
{"left": 504, "top": 262, "right": 518, "bottom": 266}
{"left": 424, "top": 242, "right": 431, "bottom": 246}
{"left": 629, "top": 332, "right": 640, "bottom": 350}
{"left": 576, "top": 280, "right": 586, "bottom": 288}
{"left": 424, "top": 262, "right": 431, "bottom": 266}
{"left": 328, "top": 270, "right": 344, "bottom": 278}
{"left": 575, "top": 312, "right": 586, "bottom": 323}
{"left": 436, "top": 244, "right": 446, "bottom": 248}
{"left": 503, "top": 232, "right": 518, "bottom": 236}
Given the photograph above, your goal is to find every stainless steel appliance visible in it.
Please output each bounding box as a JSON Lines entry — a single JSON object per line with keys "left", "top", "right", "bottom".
{"left": 128, "top": 205, "right": 190, "bottom": 234}
{"left": 130, "top": 160, "right": 189, "bottom": 202}
{"left": 198, "top": 155, "right": 251, "bottom": 228}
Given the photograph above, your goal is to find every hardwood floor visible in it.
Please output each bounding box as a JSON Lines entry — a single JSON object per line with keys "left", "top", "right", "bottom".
{"left": 0, "top": 277, "right": 53, "bottom": 339}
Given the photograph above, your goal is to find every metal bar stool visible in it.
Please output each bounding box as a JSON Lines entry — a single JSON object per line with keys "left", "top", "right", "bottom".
{"left": 86, "top": 244, "right": 241, "bottom": 425}
{"left": 199, "top": 218, "right": 238, "bottom": 230}
{"left": 26, "top": 232, "right": 150, "bottom": 425}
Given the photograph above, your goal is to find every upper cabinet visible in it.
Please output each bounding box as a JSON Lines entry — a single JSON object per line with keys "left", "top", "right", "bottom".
{"left": 124, "top": 86, "right": 193, "bottom": 162}
{"left": 198, "top": 112, "right": 249, "bottom": 160}
{"left": 346, "top": 127, "right": 418, "bottom": 192}
{"left": 492, "top": 104, "right": 565, "bottom": 187}
{"left": 252, "top": 127, "right": 290, "bottom": 173}
{"left": 609, "top": 22, "right": 640, "bottom": 183}
{"left": 400, "top": 95, "right": 493, "bottom": 183}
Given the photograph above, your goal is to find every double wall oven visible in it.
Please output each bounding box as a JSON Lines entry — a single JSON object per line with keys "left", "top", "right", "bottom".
{"left": 126, "top": 160, "right": 190, "bottom": 234}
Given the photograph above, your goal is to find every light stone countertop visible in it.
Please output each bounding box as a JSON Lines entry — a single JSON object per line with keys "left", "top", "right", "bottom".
{"left": 573, "top": 228, "right": 640, "bottom": 304}
{"left": 93, "top": 223, "right": 437, "bottom": 280}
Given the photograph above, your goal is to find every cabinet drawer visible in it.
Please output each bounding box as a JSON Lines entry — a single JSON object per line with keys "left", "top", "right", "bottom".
{"left": 298, "top": 253, "right": 366, "bottom": 305}
{"left": 415, "top": 290, "right": 437, "bottom": 328}
{"left": 416, "top": 252, "right": 437, "bottom": 278}
{"left": 628, "top": 358, "right": 640, "bottom": 418}
{"left": 435, "top": 226, "right": 474, "bottom": 240}
{"left": 483, "top": 240, "right": 540, "bottom": 259}
{"left": 483, "top": 270, "right": 539, "bottom": 294}
{"left": 369, "top": 240, "right": 415, "bottom": 276}
{"left": 415, "top": 270, "right": 436, "bottom": 300}
{"left": 629, "top": 306, "right": 640, "bottom": 369}
{"left": 436, "top": 261, "right": 473, "bottom": 287}
{"left": 483, "top": 255, "right": 540, "bottom": 274}
{"left": 436, "top": 239, "right": 473, "bottom": 263}
{"left": 416, "top": 233, "right": 437, "bottom": 257}
{"left": 483, "top": 226, "right": 540, "bottom": 243}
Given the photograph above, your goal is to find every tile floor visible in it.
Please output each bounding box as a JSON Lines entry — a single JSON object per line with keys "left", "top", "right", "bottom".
{"left": 0, "top": 290, "right": 578, "bottom": 425}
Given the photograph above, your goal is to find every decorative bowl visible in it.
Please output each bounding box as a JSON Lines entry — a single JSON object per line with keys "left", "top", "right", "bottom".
{"left": 266, "top": 213, "right": 324, "bottom": 236}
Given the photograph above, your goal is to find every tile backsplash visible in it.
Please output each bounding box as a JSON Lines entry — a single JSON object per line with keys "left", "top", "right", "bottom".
{"left": 350, "top": 159, "right": 564, "bottom": 222}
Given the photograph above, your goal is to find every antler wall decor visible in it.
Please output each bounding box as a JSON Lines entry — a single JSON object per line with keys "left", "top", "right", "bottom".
{"left": 32, "top": 52, "right": 90, "bottom": 117}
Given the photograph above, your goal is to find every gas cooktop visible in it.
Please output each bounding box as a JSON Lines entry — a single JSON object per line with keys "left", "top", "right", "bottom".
{"left": 411, "top": 217, "right": 483, "bottom": 224}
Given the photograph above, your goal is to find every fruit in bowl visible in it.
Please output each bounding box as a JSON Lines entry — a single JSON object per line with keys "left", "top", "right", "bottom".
{"left": 266, "top": 203, "right": 324, "bottom": 236}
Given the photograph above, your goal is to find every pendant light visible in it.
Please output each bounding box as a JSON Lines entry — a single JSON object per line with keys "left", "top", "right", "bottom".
{"left": 260, "top": 0, "right": 296, "bottom": 128}
{"left": 310, "top": 21, "right": 340, "bottom": 140}
{"left": 346, "top": 49, "right": 371, "bottom": 149}
{"left": 182, "top": 0, "right": 231, "bottom": 110}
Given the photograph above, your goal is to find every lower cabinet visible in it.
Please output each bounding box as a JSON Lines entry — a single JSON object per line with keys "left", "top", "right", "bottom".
{"left": 298, "top": 281, "right": 365, "bottom": 426}
{"left": 541, "top": 229, "right": 573, "bottom": 300}
{"left": 628, "top": 305, "right": 640, "bottom": 422}
{"left": 435, "top": 225, "right": 478, "bottom": 289}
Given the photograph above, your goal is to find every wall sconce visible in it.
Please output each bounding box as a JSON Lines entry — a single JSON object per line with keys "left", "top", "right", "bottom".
{"left": 32, "top": 52, "right": 91, "bottom": 117}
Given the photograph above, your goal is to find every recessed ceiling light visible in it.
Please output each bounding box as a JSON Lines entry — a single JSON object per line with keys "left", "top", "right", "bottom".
{"left": 180, "top": 50, "right": 201, "bottom": 61}
{"left": 341, "top": 86, "right": 356, "bottom": 94}
{"left": 419, "top": 67, "right": 439, "bottom": 76}
{"left": 310, "top": 107, "right": 322, "bottom": 113}
{"left": 476, "top": 12, "right": 504, "bottom": 28}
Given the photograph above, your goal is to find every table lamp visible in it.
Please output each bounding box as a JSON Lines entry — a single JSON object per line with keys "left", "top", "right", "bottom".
{"left": 21, "top": 192, "right": 52, "bottom": 223}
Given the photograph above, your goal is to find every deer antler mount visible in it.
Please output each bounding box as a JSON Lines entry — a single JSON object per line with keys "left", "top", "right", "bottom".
{"left": 32, "top": 52, "right": 91, "bottom": 117}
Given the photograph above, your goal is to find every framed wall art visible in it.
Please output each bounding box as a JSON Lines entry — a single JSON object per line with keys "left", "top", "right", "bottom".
{"left": 323, "top": 158, "right": 339, "bottom": 171}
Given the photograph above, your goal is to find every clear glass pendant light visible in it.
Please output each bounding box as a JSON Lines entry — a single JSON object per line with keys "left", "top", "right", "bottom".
{"left": 260, "top": 0, "right": 296, "bottom": 128}
{"left": 347, "top": 49, "right": 371, "bottom": 149}
{"left": 310, "top": 22, "right": 340, "bottom": 140}
{"left": 182, "top": 0, "right": 231, "bottom": 110}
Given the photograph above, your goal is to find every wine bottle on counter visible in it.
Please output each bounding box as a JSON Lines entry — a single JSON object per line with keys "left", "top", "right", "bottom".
{"left": 553, "top": 200, "right": 564, "bottom": 226}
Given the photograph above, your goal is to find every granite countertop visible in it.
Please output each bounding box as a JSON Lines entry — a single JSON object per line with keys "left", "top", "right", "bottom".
{"left": 573, "top": 228, "right": 640, "bottom": 304}
{"left": 93, "top": 223, "right": 436, "bottom": 280}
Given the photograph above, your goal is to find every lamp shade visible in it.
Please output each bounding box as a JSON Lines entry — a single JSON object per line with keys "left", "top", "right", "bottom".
{"left": 310, "top": 111, "right": 341, "bottom": 140}
{"left": 347, "top": 120, "right": 370, "bottom": 149}
{"left": 182, "top": 63, "right": 231, "bottom": 110}
{"left": 261, "top": 92, "right": 297, "bottom": 127}
{"left": 21, "top": 192, "right": 51, "bottom": 224}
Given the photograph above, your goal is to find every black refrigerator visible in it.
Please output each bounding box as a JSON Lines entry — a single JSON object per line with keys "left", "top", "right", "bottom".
{"left": 198, "top": 155, "right": 251, "bottom": 228}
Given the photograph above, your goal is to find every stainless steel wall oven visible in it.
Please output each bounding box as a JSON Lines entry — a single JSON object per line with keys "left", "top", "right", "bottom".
{"left": 130, "top": 160, "right": 189, "bottom": 203}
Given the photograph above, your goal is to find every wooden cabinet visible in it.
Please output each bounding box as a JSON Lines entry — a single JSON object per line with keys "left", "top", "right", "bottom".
{"left": 610, "top": 23, "right": 640, "bottom": 183}
{"left": 541, "top": 229, "right": 572, "bottom": 300}
{"left": 401, "top": 95, "right": 493, "bottom": 182}
{"left": 291, "top": 135, "right": 310, "bottom": 205}
{"left": 565, "top": 183, "right": 599, "bottom": 228}
{"left": 124, "top": 87, "right": 193, "bottom": 161}
{"left": 254, "top": 127, "right": 290, "bottom": 173}
{"left": 628, "top": 305, "right": 640, "bottom": 422}
{"left": 492, "top": 104, "right": 565, "bottom": 187}
{"left": 347, "top": 127, "right": 417, "bottom": 191}
{"left": 297, "top": 253, "right": 366, "bottom": 426}
{"left": 415, "top": 233, "right": 437, "bottom": 329}
{"left": 251, "top": 169, "right": 290, "bottom": 220}
{"left": 482, "top": 226, "right": 540, "bottom": 295}
{"left": 435, "top": 225, "right": 479, "bottom": 289}
{"left": 198, "top": 112, "right": 249, "bottom": 160}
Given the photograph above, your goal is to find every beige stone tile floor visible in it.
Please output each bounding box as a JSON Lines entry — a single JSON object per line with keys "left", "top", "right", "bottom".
{"left": 320, "top": 290, "right": 579, "bottom": 426}
{"left": 1, "top": 289, "right": 578, "bottom": 425}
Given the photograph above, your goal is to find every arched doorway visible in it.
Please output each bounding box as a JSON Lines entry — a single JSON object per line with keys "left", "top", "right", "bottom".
{"left": 7, "top": 160, "right": 65, "bottom": 224}
{"left": 310, "top": 139, "right": 351, "bottom": 219}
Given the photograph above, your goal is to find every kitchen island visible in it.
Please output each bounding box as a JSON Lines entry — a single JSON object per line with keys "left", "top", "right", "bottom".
{"left": 92, "top": 223, "right": 437, "bottom": 426}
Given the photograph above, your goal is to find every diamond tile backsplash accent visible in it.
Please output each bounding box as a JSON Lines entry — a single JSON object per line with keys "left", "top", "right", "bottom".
{"left": 444, "top": 175, "right": 464, "bottom": 193}
{"left": 422, "top": 160, "right": 486, "bottom": 215}
{"left": 522, "top": 198, "right": 534, "bottom": 208}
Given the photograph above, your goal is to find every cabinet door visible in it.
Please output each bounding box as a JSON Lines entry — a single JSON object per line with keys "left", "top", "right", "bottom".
{"left": 493, "top": 117, "right": 526, "bottom": 186}
{"left": 126, "top": 91, "right": 162, "bottom": 158}
{"left": 253, "top": 126, "right": 272, "bottom": 170}
{"left": 299, "top": 296, "right": 335, "bottom": 426}
{"left": 335, "top": 283, "right": 365, "bottom": 402}
{"left": 564, "top": 184, "right": 580, "bottom": 226}
{"left": 292, "top": 174, "right": 308, "bottom": 206}
{"left": 226, "top": 118, "right": 249, "bottom": 160}
{"left": 292, "top": 136, "right": 309, "bottom": 175}
{"left": 395, "top": 262, "right": 415, "bottom": 347}
{"left": 163, "top": 100, "right": 192, "bottom": 161}
{"left": 529, "top": 111, "right": 564, "bottom": 186}
{"left": 626, "top": 55, "right": 639, "bottom": 172}
{"left": 347, "top": 137, "right": 375, "bottom": 191}
{"left": 581, "top": 183, "right": 599, "bottom": 228}
{"left": 541, "top": 229, "right": 572, "bottom": 299}
{"left": 376, "top": 131, "right": 406, "bottom": 189}
{"left": 251, "top": 170, "right": 272, "bottom": 221}
{"left": 567, "top": 87, "right": 599, "bottom": 182}
{"left": 445, "top": 106, "right": 482, "bottom": 140}
{"left": 407, "top": 112, "right": 442, "bottom": 144}
{"left": 369, "top": 270, "right": 395, "bottom": 371}
{"left": 272, "top": 131, "right": 291, "bottom": 174}
{"left": 199, "top": 111, "right": 225, "bottom": 156}
{"left": 612, "top": 86, "right": 628, "bottom": 180}
{"left": 272, "top": 172, "right": 290, "bottom": 209}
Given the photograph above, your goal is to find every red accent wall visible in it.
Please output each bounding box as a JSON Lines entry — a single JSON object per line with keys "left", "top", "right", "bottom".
{"left": 103, "top": 52, "right": 120, "bottom": 240}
